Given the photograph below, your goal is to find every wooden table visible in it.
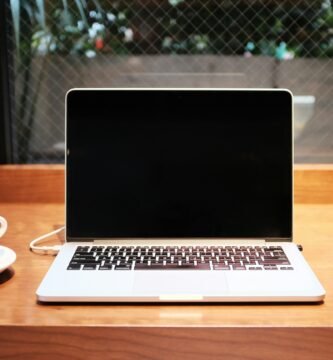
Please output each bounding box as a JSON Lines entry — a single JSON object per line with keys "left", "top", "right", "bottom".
{"left": 0, "top": 165, "right": 333, "bottom": 359}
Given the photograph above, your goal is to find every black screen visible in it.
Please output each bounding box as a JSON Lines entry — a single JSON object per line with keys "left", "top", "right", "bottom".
{"left": 66, "top": 89, "right": 292, "bottom": 240}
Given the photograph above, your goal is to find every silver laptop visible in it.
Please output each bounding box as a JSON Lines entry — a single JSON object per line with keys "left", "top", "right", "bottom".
{"left": 37, "top": 88, "right": 325, "bottom": 302}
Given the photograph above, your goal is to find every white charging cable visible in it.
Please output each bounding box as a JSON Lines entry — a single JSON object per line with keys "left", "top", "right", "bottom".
{"left": 29, "top": 226, "right": 65, "bottom": 255}
{"left": 1, "top": 215, "right": 63, "bottom": 255}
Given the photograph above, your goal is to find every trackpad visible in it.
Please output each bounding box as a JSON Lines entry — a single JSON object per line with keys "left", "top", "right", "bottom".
{"left": 133, "top": 271, "right": 228, "bottom": 296}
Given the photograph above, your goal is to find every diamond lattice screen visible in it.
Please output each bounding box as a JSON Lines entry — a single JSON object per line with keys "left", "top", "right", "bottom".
{"left": 7, "top": 0, "right": 333, "bottom": 163}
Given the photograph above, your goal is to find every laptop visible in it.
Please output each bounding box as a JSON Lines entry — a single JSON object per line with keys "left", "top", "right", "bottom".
{"left": 36, "top": 88, "right": 325, "bottom": 302}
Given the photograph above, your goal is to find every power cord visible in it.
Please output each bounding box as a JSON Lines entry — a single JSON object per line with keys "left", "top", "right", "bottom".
{"left": 29, "top": 226, "right": 65, "bottom": 255}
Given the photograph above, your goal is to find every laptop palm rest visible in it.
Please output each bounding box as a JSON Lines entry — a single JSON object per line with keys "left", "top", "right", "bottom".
{"left": 133, "top": 272, "right": 228, "bottom": 297}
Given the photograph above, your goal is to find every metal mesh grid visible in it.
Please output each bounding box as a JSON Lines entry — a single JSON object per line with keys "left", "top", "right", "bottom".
{"left": 7, "top": 0, "right": 333, "bottom": 163}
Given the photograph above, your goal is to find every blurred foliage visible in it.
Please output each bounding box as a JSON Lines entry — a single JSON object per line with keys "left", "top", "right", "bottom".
{"left": 45, "top": 1, "right": 132, "bottom": 56}
{"left": 158, "top": 0, "right": 333, "bottom": 58}
{"left": 10, "top": 0, "right": 333, "bottom": 58}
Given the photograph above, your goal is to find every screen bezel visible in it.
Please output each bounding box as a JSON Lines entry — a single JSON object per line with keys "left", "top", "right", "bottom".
{"left": 65, "top": 88, "right": 293, "bottom": 243}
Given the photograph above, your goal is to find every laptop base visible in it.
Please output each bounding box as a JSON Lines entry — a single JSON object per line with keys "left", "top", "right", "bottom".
{"left": 37, "top": 242, "right": 325, "bottom": 303}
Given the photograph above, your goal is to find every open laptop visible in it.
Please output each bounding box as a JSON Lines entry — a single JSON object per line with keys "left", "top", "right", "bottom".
{"left": 36, "top": 88, "right": 325, "bottom": 302}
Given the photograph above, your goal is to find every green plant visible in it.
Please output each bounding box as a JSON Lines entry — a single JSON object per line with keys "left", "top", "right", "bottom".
{"left": 10, "top": 0, "right": 132, "bottom": 162}
{"left": 32, "top": 1, "right": 132, "bottom": 57}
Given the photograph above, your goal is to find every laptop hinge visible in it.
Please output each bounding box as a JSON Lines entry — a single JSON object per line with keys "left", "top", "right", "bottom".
{"left": 265, "top": 238, "right": 292, "bottom": 242}
{"left": 93, "top": 239, "right": 268, "bottom": 246}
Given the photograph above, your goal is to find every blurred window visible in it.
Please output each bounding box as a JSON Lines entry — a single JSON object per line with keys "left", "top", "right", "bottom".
{"left": 3, "top": 0, "right": 333, "bottom": 163}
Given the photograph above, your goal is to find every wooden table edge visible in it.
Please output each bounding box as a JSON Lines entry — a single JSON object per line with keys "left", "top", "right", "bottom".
{"left": 1, "top": 325, "right": 333, "bottom": 359}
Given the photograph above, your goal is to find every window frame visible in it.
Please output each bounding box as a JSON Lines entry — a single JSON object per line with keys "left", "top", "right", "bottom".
{"left": 0, "top": 0, "right": 13, "bottom": 164}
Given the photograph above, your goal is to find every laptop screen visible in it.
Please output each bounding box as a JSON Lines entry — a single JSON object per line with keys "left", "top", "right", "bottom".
{"left": 66, "top": 89, "right": 292, "bottom": 240}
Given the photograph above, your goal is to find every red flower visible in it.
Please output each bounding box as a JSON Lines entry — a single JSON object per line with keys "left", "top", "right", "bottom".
{"left": 95, "top": 37, "right": 104, "bottom": 50}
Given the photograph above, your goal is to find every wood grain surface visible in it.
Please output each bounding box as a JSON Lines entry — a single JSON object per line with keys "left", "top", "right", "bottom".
{"left": 294, "top": 164, "right": 333, "bottom": 204}
{"left": 1, "top": 165, "right": 333, "bottom": 359}
{"left": 0, "top": 202, "right": 332, "bottom": 359}
{"left": 0, "top": 165, "right": 65, "bottom": 203}
{"left": 1, "top": 164, "right": 333, "bottom": 203}
{"left": 1, "top": 326, "right": 333, "bottom": 360}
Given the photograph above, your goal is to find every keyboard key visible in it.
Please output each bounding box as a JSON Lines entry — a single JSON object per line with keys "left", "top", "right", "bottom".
{"left": 264, "top": 266, "right": 278, "bottom": 270}
{"left": 99, "top": 265, "right": 113, "bottom": 270}
{"left": 134, "top": 263, "right": 210, "bottom": 270}
{"left": 74, "top": 252, "right": 94, "bottom": 256}
{"left": 259, "top": 260, "right": 290, "bottom": 265}
{"left": 82, "top": 264, "right": 97, "bottom": 270}
{"left": 72, "top": 257, "right": 96, "bottom": 262}
{"left": 233, "top": 265, "right": 247, "bottom": 270}
{"left": 67, "top": 264, "right": 81, "bottom": 270}
{"left": 115, "top": 264, "right": 132, "bottom": 270}
{"left": 213, "top": 265, "right": 230, "bottom": 270}
{"left": 193, "top": 263, "right": 211, "bottom": 269}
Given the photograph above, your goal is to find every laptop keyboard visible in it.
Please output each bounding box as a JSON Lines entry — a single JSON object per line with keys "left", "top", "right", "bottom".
{"left": 67, "top": 245, "right": 293, "bottom": 271}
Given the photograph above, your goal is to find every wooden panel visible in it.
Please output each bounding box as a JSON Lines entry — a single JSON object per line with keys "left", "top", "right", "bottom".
{"left": 1, "top": 326, "right": 333, "bottom": 360}
{"left": 1, "top": 164, "right": 333, "bottom": 203}
{"left": 0, "top": 165, "right": 64, "bottom": 203}
{"left": 294, "top": 164, "right": 333, "bottom": 204}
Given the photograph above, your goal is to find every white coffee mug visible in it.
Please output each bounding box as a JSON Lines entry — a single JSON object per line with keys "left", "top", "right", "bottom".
{"left": 0, "top": 216, "right": 8, "bottom": 238}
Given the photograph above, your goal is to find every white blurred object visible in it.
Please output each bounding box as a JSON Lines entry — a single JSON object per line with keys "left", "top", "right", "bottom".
{"left": 52, "top": 142, "right": 65, "bottom": 152}
{"left": 0, "top": 216, "right": 16, "bottom": 273}
{"left": 294, "top": 95, "right": 315, "bottom": 140}
{"left": 0, "top": 246, "right": 16, "bottom": 273}
{"left": 0, "top": 216, "right": 7, "bottom": 238}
